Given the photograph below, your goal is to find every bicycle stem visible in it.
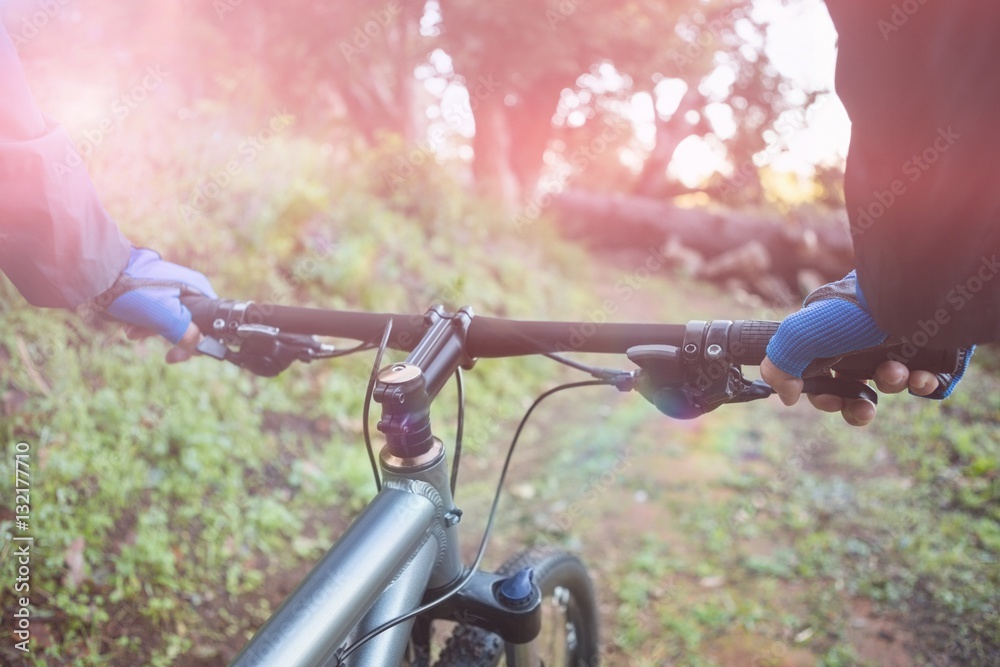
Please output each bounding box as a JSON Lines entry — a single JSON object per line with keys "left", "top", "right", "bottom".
{"left": 403, "top": 305, "right": 476, "bottom": 398}
{"left": 374, "top": 306, "right": 476, "bottom": 460}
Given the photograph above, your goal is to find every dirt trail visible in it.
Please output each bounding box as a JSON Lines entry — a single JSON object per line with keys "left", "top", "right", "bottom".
{"left": 468, "top": 248, "right": 920, "bottom": 667}
{"left": 180, "top": 248, "right": 922, "bottom": 667}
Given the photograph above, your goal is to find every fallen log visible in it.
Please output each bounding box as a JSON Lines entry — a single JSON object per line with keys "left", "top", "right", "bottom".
{"left": 551, "top": 189, "right": 854, "bottom": 294}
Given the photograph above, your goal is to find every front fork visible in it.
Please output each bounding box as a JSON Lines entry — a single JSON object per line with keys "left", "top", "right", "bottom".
{"left": 373, "top": 357, "right": 544, "bottom": 662}
{"left": 378, "top": 439, "right": 545, "bottom": 663}
{"left": 506, "top": 642, "right": 541, "bottom": 666}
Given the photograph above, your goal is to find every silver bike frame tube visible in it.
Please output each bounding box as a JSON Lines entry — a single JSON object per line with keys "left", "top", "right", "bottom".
{"left": 340, "top": 535, "right": 439, "bottom": 665}
{"left": 230, "top": 487, "right": 438, "bottom": 667}
{"left": 338, "top": 440, "right": 465, "bottom": 665}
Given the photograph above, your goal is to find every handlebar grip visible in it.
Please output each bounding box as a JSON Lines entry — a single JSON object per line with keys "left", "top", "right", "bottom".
{"left": 729, "top": 320, "right": 780, "bottom": 365}
{"left": 181, "top": 294, "right": 222, "bottom": 331}
{"left": 728, "top": 319, "right": 962, "bottom": 378}
{"left": 808, "top": 345, "right": 962, "bottom": 378}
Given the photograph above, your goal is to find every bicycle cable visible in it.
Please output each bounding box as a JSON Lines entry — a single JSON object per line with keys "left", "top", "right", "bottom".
{"left": 543, "top": 352, "right": 627, "bottom": 380}
{"left": 336, "top": 378, "right": 614, "bottom": 663}
{"left": 450, "top": 367, "right": 465, "bottom": 497}
{"left": 310, "top": 340, "right": 377, "bottom": 359}
{"left": 361, "top": 319, "right": 394, "bottom": 493}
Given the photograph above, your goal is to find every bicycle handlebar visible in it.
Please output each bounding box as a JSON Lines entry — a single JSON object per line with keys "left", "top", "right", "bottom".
{"left": 183, "top": 296, "right": 691, "bottom": 358}
{"left": 181, "top": 295, "right": 961, "bottom": 377}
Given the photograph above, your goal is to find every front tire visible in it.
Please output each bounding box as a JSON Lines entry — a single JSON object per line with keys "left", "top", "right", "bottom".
{"left": 435, "top": 547, "right": 600, "bottom": 666}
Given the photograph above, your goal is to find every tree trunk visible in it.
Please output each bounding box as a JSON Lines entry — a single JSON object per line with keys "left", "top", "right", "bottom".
{"left": 633, "top": 87, "right": 709, "bottom": 197}
{"left": 506, "top": 76, "right": 568, "bottom": 199}
{"left": 471, "top": 93, "right": 518, "bottom": 205}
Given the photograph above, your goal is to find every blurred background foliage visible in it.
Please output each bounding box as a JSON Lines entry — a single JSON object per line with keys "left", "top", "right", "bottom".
{"left": 6, "top": 0, "right": 836, "bottom": 208}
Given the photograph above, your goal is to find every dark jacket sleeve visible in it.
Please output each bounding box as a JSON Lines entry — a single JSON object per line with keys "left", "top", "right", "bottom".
{"left": 0, "top": 22, "right": 131, "bottom": 309}
{"left": 825, "top": 0, "right": 1000, "bottom": 348}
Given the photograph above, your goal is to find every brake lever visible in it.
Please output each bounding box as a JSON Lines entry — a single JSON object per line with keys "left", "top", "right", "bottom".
{"left": 800, "top": 377, "right": 878, "bottom": 404}
{"left": 724, "top": 379, "right": 774, "bottom": 404}
{"left": 626, "top": 343, "right": 879, "bottom": 419}
{"left": 196, "top": 336, "right": 230, "bottom": 361}
{"left": 726, "top": 378, "right": 878, "bottom": 405}
{"left": 195, "top": 324, "right": 334, "bottom": 377}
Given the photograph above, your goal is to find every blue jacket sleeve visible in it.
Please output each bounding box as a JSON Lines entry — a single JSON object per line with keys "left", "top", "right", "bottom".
{"left": 0, "top": 22, "right": 131, "bottom": 309}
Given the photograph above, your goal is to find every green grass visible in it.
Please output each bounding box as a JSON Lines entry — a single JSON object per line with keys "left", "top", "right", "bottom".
{"left": 0, "top": 116, "right": 595, "bottom": 665}
{"left": 486, "top": 332, "right": 998, "bottom": 665}
{"left": 1, "top": 112, "right": 998, "bottom": 665}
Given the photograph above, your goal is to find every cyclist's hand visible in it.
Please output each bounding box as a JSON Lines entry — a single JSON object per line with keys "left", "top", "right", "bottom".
{"left": 761, "top": 357, "right": 939, "bottom": 426}
{"left": 760, "top": 271, "right": 965, "bottom": 426}
{"left": 121, "top": 319, "right": 204, "bottom": 364}
{"left": 103, "top": 247, "right": 217, "bottom": 363}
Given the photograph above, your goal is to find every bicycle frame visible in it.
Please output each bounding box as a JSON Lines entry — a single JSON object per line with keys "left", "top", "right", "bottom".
{"left": 177, "top": 296, "right": 955, "bottom": 666}
{"left": 230, "top": 306, "right": 537, "bottom": 666}
{"left": 231, "top": 440, "right": 462, "bottom": 666}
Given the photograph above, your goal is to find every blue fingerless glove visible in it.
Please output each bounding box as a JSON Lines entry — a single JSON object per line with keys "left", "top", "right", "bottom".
{"left": 934, "top": 347, "right": 974, "bottom": 400}
{"left": 766, "top": 271, "right": 972, "bottom": 400}
{"left": 104, "top": 247, "right": 217, "bottom": 344}
{"left": 766, "top": 272, "right": 889, "bottom": 377}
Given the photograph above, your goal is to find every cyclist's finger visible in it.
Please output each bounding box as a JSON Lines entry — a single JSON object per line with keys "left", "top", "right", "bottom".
{"left": 873, "top": 361, "right": 940, "bottom": 396}
{"left": 842, "top": 398, "right": 876, "bottom": 426}
{"left": 165, "top": 323, "right": 202, "bottom": 364}
{"left": 760, "top": 357, "right": 803, "bottom": 406}
{"left": 908, "top": 370, "right": 940, "bottom": 396}
{"left": 807, "top": 393, "right": 844, "bottom": 412}
{"left": 124, "top": 325, "right": 157, "bottom": 340}
{"left": 873, "top": 360, "right": 909, "bottom": 393}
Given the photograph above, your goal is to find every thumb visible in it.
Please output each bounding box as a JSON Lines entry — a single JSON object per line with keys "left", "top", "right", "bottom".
{"left": 761, "top": 357, "right": 804, "bottom": 406}
{"left": 165, "top": 322, "right": 202, "bottom": 364}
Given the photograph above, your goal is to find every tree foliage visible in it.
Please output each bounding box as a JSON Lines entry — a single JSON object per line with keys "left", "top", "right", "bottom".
{"left": 435, "top": 0, "right": 807, "bottom": 203}
{"left": 7, "top": 0, "right": 817, "bottom": 206}
{"left": 189, "top": 0, "right": 814, "bottom": 205}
